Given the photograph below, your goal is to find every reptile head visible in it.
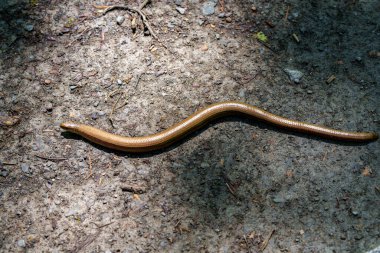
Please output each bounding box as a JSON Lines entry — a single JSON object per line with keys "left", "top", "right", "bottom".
{"left": 60, "top": 122, "right": 80, "bottom": 133}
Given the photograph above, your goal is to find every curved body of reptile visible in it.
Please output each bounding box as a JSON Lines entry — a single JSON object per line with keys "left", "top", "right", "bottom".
{"left": 60, "top": 101, "right": 378, "bottom": 152}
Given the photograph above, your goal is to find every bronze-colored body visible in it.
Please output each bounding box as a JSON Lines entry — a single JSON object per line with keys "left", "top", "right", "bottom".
{"left": 60, "top": 101, "right": 378, "bottom": 152}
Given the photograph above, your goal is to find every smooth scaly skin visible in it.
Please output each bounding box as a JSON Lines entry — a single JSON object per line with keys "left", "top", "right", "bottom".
{"left": 60, "top": 101, "right": 378, "bottom": 152}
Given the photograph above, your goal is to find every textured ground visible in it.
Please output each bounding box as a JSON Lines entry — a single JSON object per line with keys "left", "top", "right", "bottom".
{"left": 0, "top": 0, "right": 379, "bottom": 252}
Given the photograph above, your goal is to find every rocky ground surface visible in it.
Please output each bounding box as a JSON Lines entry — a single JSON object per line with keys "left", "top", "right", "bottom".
{"left": 0, "top": 0, "right": 379, "bottom": 252}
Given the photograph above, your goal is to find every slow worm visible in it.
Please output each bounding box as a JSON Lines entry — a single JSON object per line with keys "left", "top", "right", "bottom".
{"left": 60, "top": 101, "right": 378, "bottom": 152}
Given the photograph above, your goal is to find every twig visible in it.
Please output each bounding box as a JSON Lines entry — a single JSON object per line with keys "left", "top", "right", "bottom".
{"left": 2, "top": 162, "right": 17, "bottom": 165}
{"left": 65, "top": 27, "right": 90, "bottom": 48}
{"left": 109, "top": 91, "right": 124, "bottom": 118}
{"left": 257, "top": 40, "right": 277, "bottom": 54}
{"left": 121, "top": 184, "right": 147, "bottom": 194}
{"left": 226, "top": 182, "right": 237, "bottom": 198}
{"left": 95, "top": 5, "right": 168, "bottom": 49}
{"left": 284, "top": 5, "right": 290, "bottom": 21}
{"left": 107, "top": 88, "right": 122, "bottom": 98}
{"left": 260, "top": 229, "right": 275, "bottom": 251}
{"left": 70, "top": 230, "right": 101, "bottom": 253}
{"left": 243, "top": 235, "right": 253, "bottom": 253}
{"left": 35, "top": 154, "right": 67, "bottom": 161}
{"left": 219, "top": 0, "right": 225, "bottom": 12}
{"left": 139, "top": 0, "right": 150, "bottom": 10}
{"left": 91, "top": 221, "right": 114, "bottom": 229}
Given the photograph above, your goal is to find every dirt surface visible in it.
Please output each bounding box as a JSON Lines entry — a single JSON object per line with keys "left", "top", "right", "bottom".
{"left": 0, "top": 0, "right": 379, "bottom": 252}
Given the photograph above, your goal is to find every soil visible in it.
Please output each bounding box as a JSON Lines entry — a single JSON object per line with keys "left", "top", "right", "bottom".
{"left": 0, "top": 0, "right": 379, "bottom": 252}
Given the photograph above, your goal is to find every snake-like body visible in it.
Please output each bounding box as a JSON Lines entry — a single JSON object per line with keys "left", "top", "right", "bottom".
{"left": 60, "top": 101, "right": 378, "bottom": 152}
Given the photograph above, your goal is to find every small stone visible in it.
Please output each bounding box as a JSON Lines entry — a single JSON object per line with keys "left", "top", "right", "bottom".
{"left": 215, "top": 33, "right": 220, "bottom": 40}
{"left": 17, "top": 239, "right": 26, "bottom": 248}
{"left": 218, "top": 13, "right": 225, "bottom": 18}
{"left": 226, "top": 17, "right": 232, "bottom": 23}
{"left": 214, "top": 79, "right": 222, "bottom": 85}
{"left": 21, "top": 163, "right": 30, "bottom": 174}
{"left": 69, "top": 85, "right": 77, "bottom": 90}
{"left": 273, "top": 196, "right": 285, "bottom": 203}
{"left": 24, "top": 24, "right": 34, "bottom": 32}
{"left": 116, "top": 16, "right": 125, "bottom": 25}
{"left": 93, "top": 101, "right": 99, "bottom": 107}
{"left": 1, "top": 169, "right": 9, "bottom": 177}
{"left": 202, "top": 1, "right": 216, "bottom": 16}
{"left": 44, "top": 79, "right": 52, "bottom": 84}
{"left": 200, "top": 162, "right": 210, "bottom": 169}
{"left": 117, "top": 79, "right": 123, "bottom": 85}
{"left": 307, "top": 90, "right": 313, "bottom": 94}
{"left": 238, "top": 88, "right": 246, "bottom": 98}
{"left": 91, "top": 112, "right": 98, "bottom": 120}
{"left": 284, "top": 68, "right": 303, "bottom": 83}
{"left": 176, "top": 7, "right": 186, "bottom": 15}
{"left": 352, "top": 210, "right": 359, "bottom": 216}
{"left": 197, "top": 19, "right": 205, "bottom": 26}
{"left": 45, "top": 102, "right": 53, "bottom": 112}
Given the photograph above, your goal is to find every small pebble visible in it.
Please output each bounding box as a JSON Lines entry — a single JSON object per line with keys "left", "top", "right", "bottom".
{"left": 202, "top": 1, "right": 216, "bottom": 16}
{"left": 24, "top": 24, "right": 34, "bottom": 32}
{"left": 17, "top": 239, "right": 26, "bottom": 248}
{"left": 200, "top": 162, "right": 210, "bottom": 169}
{"left": 1, "top": 169, "right": 9, "bottom": 177}
{"left": 69, "top": 85, "right": 77, "bottom": 90}
{"left": 91, "top": 112, "right": 98, "bottom": 120}
{"left": 238, "top": 88, "right": 246, "bottom": 98}
{"left": 21, "top": 163, "right": 30, "bottom": 174}
{"left": 284, "top": 68, "right": 303, "bottom": 83}
{"left": 45, "top": 102, "right": 53, "bottom": 112}
{"left": 273, "top": 196, "right": 286, "bottom": 203}
{"left": 93, "top": 101, "right": 99, "bottom": 107}
{"left": 176, "top": 7, "right": 186, "bottom": 15}
{"left": 214, "top": 79, "right": 222, "bottom": 85}
{"left": 116, "top": 16, "right": 125, "bottom": 25}
{"left": 307, "top": 90, "right": 313, "bottom": 94}
{"left": 197, "top": 19, "right": 205, "bottom": 26}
